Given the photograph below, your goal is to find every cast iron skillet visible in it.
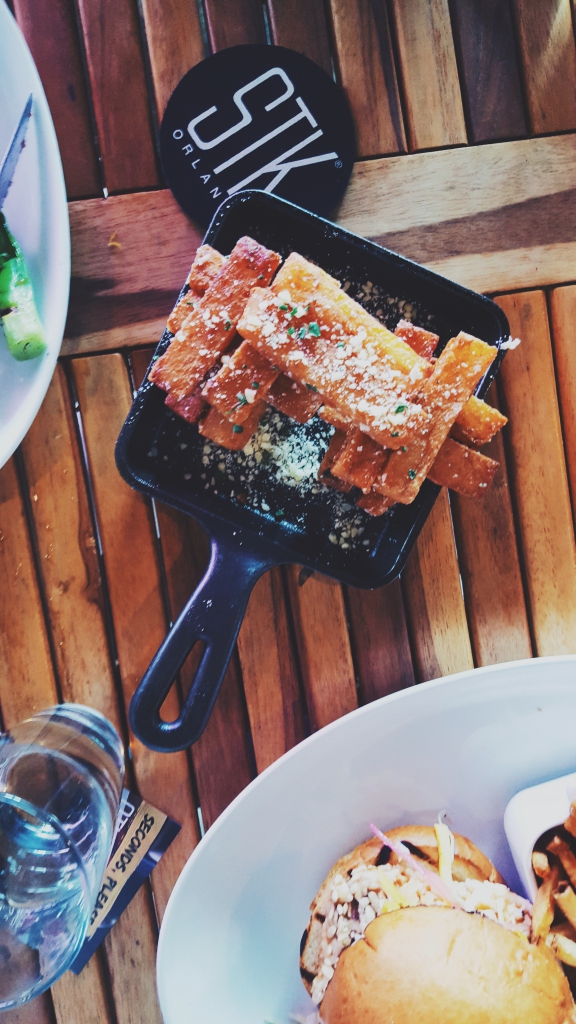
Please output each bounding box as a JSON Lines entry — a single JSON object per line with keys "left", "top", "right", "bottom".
{"left": 115, "top": 190, "right": 510, "bottom": 752}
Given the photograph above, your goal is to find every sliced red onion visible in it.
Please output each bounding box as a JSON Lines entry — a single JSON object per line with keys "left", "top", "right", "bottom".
{"left": 369, "top": 823, "right": 464, "bottom": 909}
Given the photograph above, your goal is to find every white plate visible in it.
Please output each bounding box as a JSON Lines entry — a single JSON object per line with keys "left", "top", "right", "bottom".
{"left": 0, "top": 4, "right": 70, "bottom": 469}
{"left": 157, "top": 655, "right": 576, "bottom": 1024}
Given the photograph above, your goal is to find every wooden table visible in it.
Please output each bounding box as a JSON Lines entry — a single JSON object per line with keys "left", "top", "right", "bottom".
{"left": 1, "top": 1, "right": 576, "bottom": 1021}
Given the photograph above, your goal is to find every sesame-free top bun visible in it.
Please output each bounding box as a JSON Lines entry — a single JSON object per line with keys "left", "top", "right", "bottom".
{"left": 321, "top": 906, "right": 576, "bottom": 1024}
{"left": 300, "top": 825, "right": 502, "bottom": 992}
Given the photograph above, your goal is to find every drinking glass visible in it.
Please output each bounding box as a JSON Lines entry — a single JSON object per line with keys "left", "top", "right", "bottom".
{"left": 0, "top": 704, "right": 124, "bottom": 1009}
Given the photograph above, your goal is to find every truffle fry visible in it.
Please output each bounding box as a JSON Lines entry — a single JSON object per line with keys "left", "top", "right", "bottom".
{"left": 532, "top": 863, "right": 561, "bottom": 940}
{"left": 547, "top": 835, "right": 576, "bottom": 889}
{"left": 546, "top": 932, "right": 576, "bottom": 967}
{"left": 555, "top": 883, "right": 576, "bottom": 930}
{"left": 374, "top": 333, "right": 497, "bottom": 504}
{"left": 533, "top": 851, "right": 550, "bottom": 880}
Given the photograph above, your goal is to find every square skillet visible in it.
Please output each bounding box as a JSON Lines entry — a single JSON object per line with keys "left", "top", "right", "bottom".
{"left": 116, "top": 190, "right": 510, "bottom": 752}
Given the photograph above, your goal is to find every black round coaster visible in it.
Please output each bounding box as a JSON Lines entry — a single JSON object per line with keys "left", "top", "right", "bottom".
{"left": 160, "top": 45, "right": 356, "bottom": 229}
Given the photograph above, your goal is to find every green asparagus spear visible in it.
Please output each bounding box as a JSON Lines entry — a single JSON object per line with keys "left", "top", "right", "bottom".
{"left": 0, "top": 212, "right": 46, "bottom": 361}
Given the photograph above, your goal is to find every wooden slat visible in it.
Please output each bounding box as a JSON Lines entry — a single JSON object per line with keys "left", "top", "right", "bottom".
{"left": 19, "top": 366, "right": 120, "bottom": 721}
{"left": 449, "top": 0, "right": 528, "bottom": 141}
{"left": 203, "top": 0, "right": 266, "bottom": 49}
{"left": 495, "top": 291, "right": 576, "bottom": 656}
{"left": 550, "top": 286, "right": 576, "bottom": 513}
{"left": 325, "top": 0, "right": 406, "bottom": 157}
{"left": 0, "top": 458, "right": 57, "bottom": 721}
{"left": 338, "top": 134, "right": 576, "bottom": 292}
{"left": 75, "top": 0, "right": 159, "bottom": 193}
{"left": 1, "top": 998, "right": 54, "bottom": 1024}
{"left": 51, "top": 954, "right": 113, "bottom": 1024}
{"left": 388, "top": 0, "right": 467, "bottom": 149}
{"left": 346, "top": 580, "right": 415, "bottom": 703}
{"left": 286, "top": 568, "right": 357, "bottom": 729}
{"left": 64, "top": 190, "right": 202, "bottom": 355}
{"left": 449, "top": 386, "right": 532, "bottom": 666}
{"left": 64, "top": 134, "right": 576, "bottom": 356}
{"left": 237, "top": 569, "right": 305, "bottom": 771}
{"left": 0, "top": 458, "right": 115, "bottom": 1024}
{"left": 129, "top": 347, "right": 255, "bottom": 825}
{"left": 511, "top": 0, "right": 576, "bottom": 133}
{"left": 402, "top": 489, "right": 474, "bottom": 681}
{"left": 0, "top": 461, "right": 58, "bottom": 1024}
{"left": 139, "top": 0, "right": 205, "bottom": 120}
{"left": 104, "top": 890, "right": 162, "bottom": 1024}
{"left": 72, "top": 353, "right": 200, "bottom": 920}
{"left": 268, "top": 0, "right": 332, "bottom": 75}
{"left": 12, "top": 0, "right": 100, "bottom": 198}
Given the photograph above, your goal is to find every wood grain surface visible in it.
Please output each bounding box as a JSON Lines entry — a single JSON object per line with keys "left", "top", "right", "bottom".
{"left": 238, "top": 568, "right": 305, "bottom": 771}
{"left": 62, "top": 132, "right": 576, "bottom": 360}
{"left": 450, "top": 0, "right": 528, "bottom": 141}
{"left": 74, "top": 0, "right": 159, "bottom": 193}
{"left": 203, "top": 0, "right": 266, "bottom": 49}
{"left": 402, "top": 489, "right": 474, "bottom": 681}
{"left": 12, "top": 0, "right": 101, "bottom": 198}
{"left": 550, "top": 286, "right": 576, "bottom": 514}
{"left": 51, "top": 956, "right": 113, "bottom": 1024}
{"left": 0, "top": 458, "right": 56, "bottom": 722}
{"left": 511, "top": 0, "right": 576, "bottom": 132}
{"left": 72, "top": 354, "right": 200, "bottom": 919}
{"left": 496, "top": 292, "right": 576, "bottom": 656}
{"left": 64, "top": 190, "right": 202, "bottom": 355}
{"left": 139, "top": 0, "right": 205, "bottom": 120}
{"left": 286, "top": 567, "right": 357, "bottom": 729}
{"left": 19, "top": 365, "right": 121, "bottom": 721}
{"left": 450, "top": 386, "right": 532, "bottom": 666}
{"left": 346, "top": 580, "right": 415, "bottom": 702}
{"left": 389, "top": 0, "right": 467, "bottom": 149}
{"left": 326, "top": 0, "right": 406, "bottom": 157}
{"left": 268, "top": 0, "right": 333, "bottom": 74}
{"left": 6, "top": 5, "right": 576, "bottom": 1021}
{"left": 338, "top": 134, "right": 576, "bottom": 292}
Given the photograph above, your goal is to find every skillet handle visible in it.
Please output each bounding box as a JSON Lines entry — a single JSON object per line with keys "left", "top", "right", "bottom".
{"left": 129, "top": 533, "right": 273, "bottom": 752}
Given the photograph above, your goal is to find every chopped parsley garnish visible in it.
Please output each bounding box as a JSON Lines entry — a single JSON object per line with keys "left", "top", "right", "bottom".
{"left": 408, "top": 468, "right": 417, "bottom": 479}
{"left": 298, "top": 326, "right": 307, "bottom": 339}
{"left": 401, "top": 446, "right": 407, "bottom": 452}
{"left": 251, "top": 381, "right": 260, "bottom": 389}
{"left": 278, "top": 303, "right": 289, "bottom": 311}
{"left": 308, "top": 322, "right": 321, "bottom": 337}
{"left": 185, "top": 300, "right": 194, "bottom": 307}
{"left": 290, "top": 306, "right": 299, "bottom": 317}
{"left": 305, "top": 383, "right": 319, "bottom": 392}
{"left": 232, "top": 424, "right": 244, "bottom": 434}
{"left": 224, "top": 320, "right": 232, "bottom": 330}
{"left": 272, "top": 364, "right": 280, "bottom": 371}
{"left": 337, "top": 341, "right": 345, "bottom": 348}
{"left": 287, "top": 326, "right": 295, "bottom": 336}
{"left": 395, "top": 404, "right": 407, "bottom": 414}
{"left": 275, "top": 509, "right": 284, "bottom": 518}
{"left": 258, "top": 274, "right": 264, "bottom": 280}
{"left": 236, "top": 392, "right": 248, "bottom": 406}
{"left": 391, "top": 431, "right": 400, "bottom": 437}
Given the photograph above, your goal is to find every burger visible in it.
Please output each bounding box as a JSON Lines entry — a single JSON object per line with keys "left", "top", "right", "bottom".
{"left": 300, "top": 823, "right": 576, "bottom": 1023}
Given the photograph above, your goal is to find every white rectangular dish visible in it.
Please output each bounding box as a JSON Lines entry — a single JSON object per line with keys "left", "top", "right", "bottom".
{"left": 504, "top": 771, "right": 576, "bottom": 900}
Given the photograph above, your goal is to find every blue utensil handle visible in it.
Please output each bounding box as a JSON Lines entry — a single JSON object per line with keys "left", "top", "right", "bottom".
{"left": 129, "top": 531, "right": 274, "bottom": 751}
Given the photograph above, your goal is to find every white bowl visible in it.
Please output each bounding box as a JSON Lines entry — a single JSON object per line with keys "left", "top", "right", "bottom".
{"left": 157, "top": 654, "right": 576, "bottom": 1024}
{"left": 0, "top": 3, "right": 70, "bottom": 469}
